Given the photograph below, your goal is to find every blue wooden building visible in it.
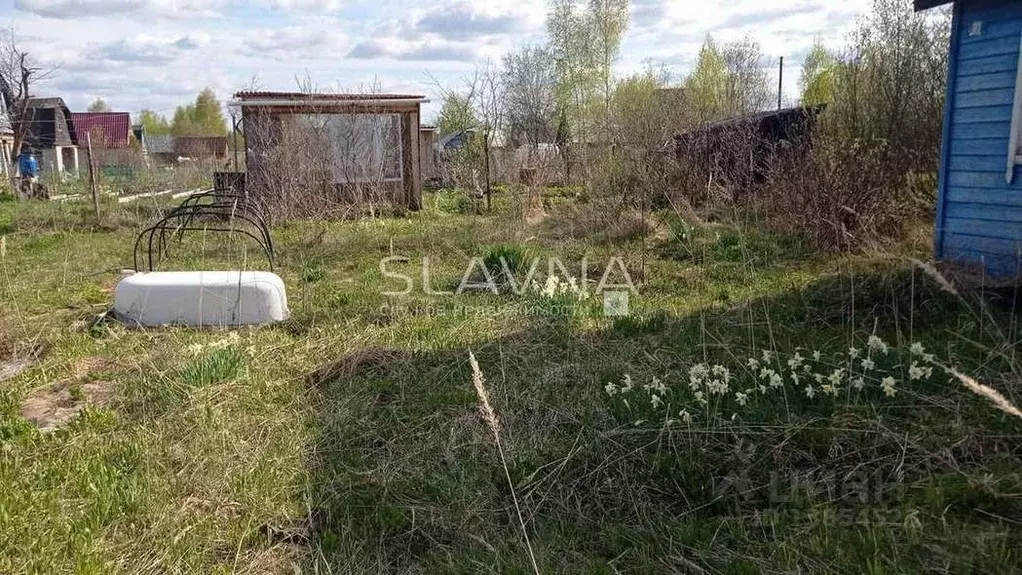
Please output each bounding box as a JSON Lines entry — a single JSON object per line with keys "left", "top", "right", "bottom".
{"left": 921, "top": 0, "right": 1022, "bottom": 279}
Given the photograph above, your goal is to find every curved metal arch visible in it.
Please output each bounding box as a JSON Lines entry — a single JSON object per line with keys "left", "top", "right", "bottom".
{"left": 136, "top": 223, "right": 273, "bottom": 272}
{"left": 168, "top": 191, "right": 273, "bottom": 250}
{"left": 135, "top": 215, "right": 274, "bottom": 272}
{"left": 157, "top": 200, "right": 274, "bottom": 260}
{"left": 132, "top": 186, "right": 277, "bottom": 273}
{"left": 134, "top": 209, "right": 274, "bottom": 272}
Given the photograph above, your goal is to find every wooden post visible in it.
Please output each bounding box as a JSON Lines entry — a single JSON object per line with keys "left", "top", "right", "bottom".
{"left": 483, "top": 127, "right": 492, "bottom": 210}
{"left": 87, "top": 133, "right": 99, "bottom": 221}
{"left": 231, "top": 113, "right": 240, "bottom": 172}
{"left": 778, "top": 56, "right": 784, "bottom": 111}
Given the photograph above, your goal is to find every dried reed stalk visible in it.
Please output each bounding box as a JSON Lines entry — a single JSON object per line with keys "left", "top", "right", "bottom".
{"left": 951, "top": 370, "right": 1022, "bottom": 420}
{"left": 468, "top": 350, "right": 540, "bottom": 574}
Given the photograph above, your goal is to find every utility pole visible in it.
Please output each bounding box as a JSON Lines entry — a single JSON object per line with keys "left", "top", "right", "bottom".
{"left": 778, "top": 56, "right": 784, "bottom": 110}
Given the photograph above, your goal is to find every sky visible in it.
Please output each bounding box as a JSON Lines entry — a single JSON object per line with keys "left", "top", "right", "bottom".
{"left": 4, "top": 0, "right": 876, "bottom": 123}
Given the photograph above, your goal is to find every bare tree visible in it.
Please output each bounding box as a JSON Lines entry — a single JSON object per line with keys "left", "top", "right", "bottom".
{"left": 502, "top": 46, "right": 558, "bottom": 148}
{"left": 430, "top": 61, "right": 505, "bottom": 209}
{"left": 0, "top": 29, "right": 55, "bottom": 169}
{"left": 719, "top": 38, "right": 771, "bottom": 117}
{"left": 474, "top": 60, "right": 505, "bottom": 209}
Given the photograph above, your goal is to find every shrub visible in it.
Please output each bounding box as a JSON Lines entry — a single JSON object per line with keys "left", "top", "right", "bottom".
{"left": 482, "top": 244, "right": 532, "bottom": 291}
{"left": 666, "top": 0, "right": 949, "bottom": 252}
{"left": 181, "top": 345, "right": 245, "bottom": 386}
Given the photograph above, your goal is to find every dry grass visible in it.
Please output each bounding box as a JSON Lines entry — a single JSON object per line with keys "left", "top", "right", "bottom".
{"left": 1, "top": 195, "right": 1021, "bottom": 573}
{"left": 469, "top": 350, "right": 540, "bottom": 575}
{"left": 953, "top": 370, "right": 1022, "bottom": 420}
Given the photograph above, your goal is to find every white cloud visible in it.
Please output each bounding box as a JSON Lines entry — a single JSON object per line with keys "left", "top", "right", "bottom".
{"left": 348, "top": 37, "right": 476, "bottom": 62}
{"left": 10, "top": 0, "right": 877, "bottom": 121}
{"left": 14, "top": 0, "right": 340, "bottom": 18}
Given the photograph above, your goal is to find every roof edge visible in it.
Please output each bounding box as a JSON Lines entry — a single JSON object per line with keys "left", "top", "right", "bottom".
{"left": 914, "top": 0, "right": 952, "bottom": 11}
{"left": 234, "top": 91, "right": 428, "bottom": 103}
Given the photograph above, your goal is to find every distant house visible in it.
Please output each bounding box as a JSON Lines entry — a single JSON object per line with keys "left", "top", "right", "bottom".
{"left": 235, "top": 91, "right": 428, "bottom": 210}
{"left": 144, "top": 134, "right": 229, "bottom": 166}
{"left": 0, "top": 88, "right": 14, "bottom": 177}
{"left": 174, "top": 136, "right": 229, "bottom": 161}
{"left": 920, "top": 0, "right": 1022, "bottom": 280}
{"left": 437, "top": 128, "right": 479, "bottom": 155}
{"left": 70, "top": 111, "right": 137, "bottom": 173}
{"left": 674, "top": 105, "right": 824, "bottom": 187}
{"left": 70, "top": 112, "right": 130, "bottom": 148}
{"left": 145, "top": 134, "right": 175, "bottom": 164}
{"left": 20, "top": 97, "right": 80, "bottom": 175}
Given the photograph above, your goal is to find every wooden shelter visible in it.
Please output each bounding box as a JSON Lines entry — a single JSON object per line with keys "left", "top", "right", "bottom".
{"left": 234, "top": 91, "right": 428, "bottom": 210}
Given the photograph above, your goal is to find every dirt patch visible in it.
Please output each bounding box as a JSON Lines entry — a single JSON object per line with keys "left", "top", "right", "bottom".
{"left": 0, "top": 359, "right": 33, "bottom": 383}
{"left": 18, "top": 356, "right": 116, "bottom": 432}
{"left": 19, "top": 380, "right": 114, "bottom": 432}
{"left": 71, "top": 356, "right": 110, "bottom": 379}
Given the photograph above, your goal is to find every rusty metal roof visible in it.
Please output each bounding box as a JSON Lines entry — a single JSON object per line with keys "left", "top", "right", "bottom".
{"left": 234, "top": 91, "right": 426, "bottom": 101}
{"left": 70, "top": 112, "right": 131, "bottom": 148}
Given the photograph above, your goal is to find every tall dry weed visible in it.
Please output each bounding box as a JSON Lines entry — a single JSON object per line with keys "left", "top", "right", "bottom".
{"left": 468, "top": 351, "right": 540, "bottom": 574}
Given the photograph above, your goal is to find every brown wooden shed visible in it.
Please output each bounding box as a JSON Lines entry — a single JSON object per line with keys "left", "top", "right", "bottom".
{"left": 235, "top": 91, "right": 427, "bottom": 211}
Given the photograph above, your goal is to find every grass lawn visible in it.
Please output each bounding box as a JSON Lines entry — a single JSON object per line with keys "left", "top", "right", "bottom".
{"left": 1, "top": 189, "right": 1021, "bottom": 573}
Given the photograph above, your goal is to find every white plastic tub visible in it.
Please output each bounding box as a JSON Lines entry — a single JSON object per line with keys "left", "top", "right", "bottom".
{"left": 114, "top": 271, "right": 289, "bottom": 327}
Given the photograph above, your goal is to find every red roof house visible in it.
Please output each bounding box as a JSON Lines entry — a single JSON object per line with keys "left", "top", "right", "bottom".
{"left": 70, "top": 112, "right": 131, "bottom": 148}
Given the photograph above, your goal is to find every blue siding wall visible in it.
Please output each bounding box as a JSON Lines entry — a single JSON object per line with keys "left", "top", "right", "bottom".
{"left": 939, "top": 0, "right": 1022, "bottom": 277}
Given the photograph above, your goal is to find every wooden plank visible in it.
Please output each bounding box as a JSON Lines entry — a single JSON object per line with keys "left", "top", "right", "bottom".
{"left": 955, "top": 70, "right": 1018, "bottom": 93}
{"left": 399, "top": 111, "right": 417, "bottom": 210}
{"left": 950, "top": 121, "right": 1010, "bottom": 139}
{"left": 958, "top": 17, "right": 1022, "bottom": 45}
{"left": 940, "top": 245, "right": 1022, "bottom": 278}
{"left": 950, "top": 137, "right": 1010, "bottom": 155}
{"left": 936, "top": 0, "right": 964, "bottom": 261}
{"left": 945, "top": 201, "right": 1022, "bottom": 222}
{"left": 952, "top": 105, "right": 1012, "bottom": 123}
{"left": 118, "top": 189, "right": 175, "bottom": 204}
{"left": 409, "top": 107, "right": 421, "bottom": 210}
{"left": 943, "top": 232, "right": 1022, "bottom": 256}
{"left": 959, "top": 34, "right": 1020, "bottom": 60}
{"left": 944, "top": 217, "right": 1022, "bottom": 241}
{"left": 956, "top": 87, "right": 1016, "bottom": 108}
{"left": 947, "top": 169, "right": 1022, "bottom": 188}
{"left": 948, "top": 186, "right": 1022, "bottom": 207}
{"left": 949, "top": 154, "right": 1009, "bottom": 171}
{"left": 957, "top": 53, "right": 1020, "bottom": 75}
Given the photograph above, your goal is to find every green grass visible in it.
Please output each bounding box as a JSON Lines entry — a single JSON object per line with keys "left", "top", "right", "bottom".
{"left": 0, "top": 192, "right": 1020, "bottom": 573}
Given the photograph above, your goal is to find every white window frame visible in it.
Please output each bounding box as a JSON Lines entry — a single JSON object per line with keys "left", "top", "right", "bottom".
{"left": 1006, "top": 34, "right": 1022, "bottom": 183}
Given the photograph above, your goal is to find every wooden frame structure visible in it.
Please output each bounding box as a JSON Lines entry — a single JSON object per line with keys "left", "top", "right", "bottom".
{"left": 234, "top": 91, "right": 428, "bottom": 211}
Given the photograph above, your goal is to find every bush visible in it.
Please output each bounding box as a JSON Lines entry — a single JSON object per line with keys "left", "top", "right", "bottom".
{"left": 482, "top": 244, "right": 532, "bottom": 291}
{"left": 669, "top": 0, "right": 949, "bottom": 252}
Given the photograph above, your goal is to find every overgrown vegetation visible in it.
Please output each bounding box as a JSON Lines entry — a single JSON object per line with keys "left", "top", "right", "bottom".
{"left": 1, "top": 0, "right": 1013, "bottom": 572}
{"left": 431, "top": 0, "right": 949, "bottom": 254}
{"left": 1, "top": 187, "right": 1020, "bottom": 572}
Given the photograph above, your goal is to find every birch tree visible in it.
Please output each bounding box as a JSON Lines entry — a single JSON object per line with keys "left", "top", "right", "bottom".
{"left": 588, "top": 0, "right": 629, "bottom": 134}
